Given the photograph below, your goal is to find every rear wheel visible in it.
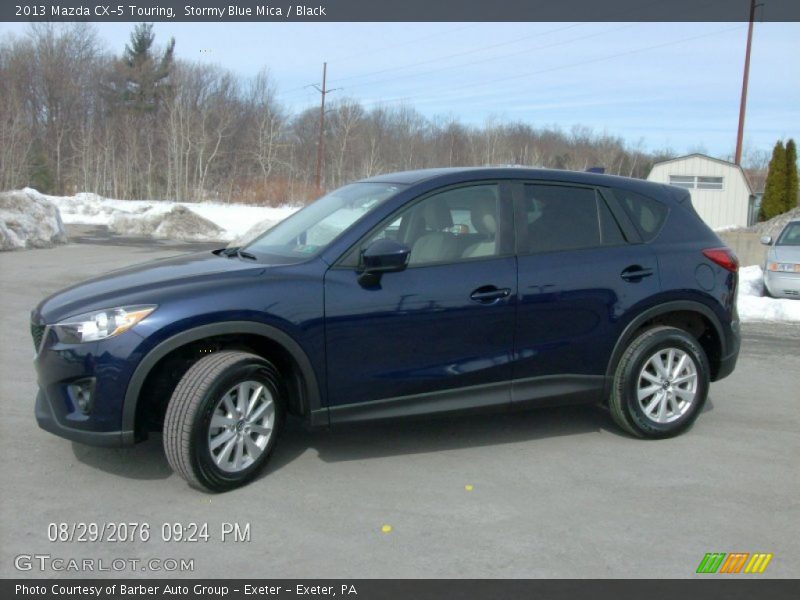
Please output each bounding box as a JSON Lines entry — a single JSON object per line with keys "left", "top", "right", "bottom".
{"left": 609, "top": 326, "right": 709, "bottom": 438}
{"left": 163, "top": 351, "right": 285, "bottom": 492}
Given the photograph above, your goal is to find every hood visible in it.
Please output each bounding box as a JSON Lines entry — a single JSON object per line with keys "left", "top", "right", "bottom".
{"left": 770, "top": 245, "right": 800, "bottom": 263}
{"left": 34, "top": 251, "right": 264, "bottom": 323}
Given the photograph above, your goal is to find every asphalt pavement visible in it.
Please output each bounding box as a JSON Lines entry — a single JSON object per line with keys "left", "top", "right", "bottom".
{"left": 0, "top": 234, "right": 798, "bottom": 578}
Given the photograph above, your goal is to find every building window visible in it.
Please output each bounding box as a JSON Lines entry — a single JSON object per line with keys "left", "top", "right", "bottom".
{"left": 697, "top": 176, "right": 724, "bottom": 190}
{"left": 668, "top": 175, "right": 695, "bottom": 189}
{"left": 669, "top": 175, "right": 723, "bottom": 190}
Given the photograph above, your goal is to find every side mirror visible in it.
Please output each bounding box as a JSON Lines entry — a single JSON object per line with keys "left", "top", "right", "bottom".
{"left": 358, "top": 239, "right": 410, "bottom": 286}
{"left": 760, "top": 235, "right": 772, "bottom": 246}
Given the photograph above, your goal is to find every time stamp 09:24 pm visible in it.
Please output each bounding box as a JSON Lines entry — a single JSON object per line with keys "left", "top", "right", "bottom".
{"left": 47, "top": 521, "right": 251, "bottom": 543}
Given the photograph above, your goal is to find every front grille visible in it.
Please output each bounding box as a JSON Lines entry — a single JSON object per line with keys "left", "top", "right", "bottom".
{"left": 31, "top": 323, "right": 46, "bottom": 352}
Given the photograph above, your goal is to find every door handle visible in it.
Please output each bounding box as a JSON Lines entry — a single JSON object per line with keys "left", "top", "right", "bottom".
{"left": 470, "top": 286, "right": 511, "bottom": 303}
{"left": 621, "top": 265, "right": 654, "bottom": 282}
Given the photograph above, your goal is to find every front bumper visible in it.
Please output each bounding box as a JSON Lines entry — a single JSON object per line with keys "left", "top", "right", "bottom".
{"left": 32, "top": 323, "right": 143, "bottom": 448}
{"left": 764, "top": 270, "right": 800, "bottom": 298}
{"left": 35, "top": 389, "right": 135, "bottom": 447}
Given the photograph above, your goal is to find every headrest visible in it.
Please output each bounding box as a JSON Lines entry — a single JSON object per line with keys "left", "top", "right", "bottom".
{"left": 470, "top": 192, "right": 497, "bottom": 236}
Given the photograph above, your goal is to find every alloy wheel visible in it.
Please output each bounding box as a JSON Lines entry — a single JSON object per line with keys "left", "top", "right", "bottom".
{"left": 637, "top": 348, "right": 698, "bottom": 424}
{"left": 207, "top": 380, "right": 275, "bottom": 473}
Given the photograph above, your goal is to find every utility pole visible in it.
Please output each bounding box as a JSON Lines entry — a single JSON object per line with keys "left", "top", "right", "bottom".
{"left": 313, "top": 62, "right": 329, "bottom": 193}
{"left": 735, "top": 0, "right": 757, "bottom": 166}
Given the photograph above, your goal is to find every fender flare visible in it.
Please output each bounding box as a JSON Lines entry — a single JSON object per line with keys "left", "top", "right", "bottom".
{"left": 122, "top": 321, "right": 323, "bottom": 435}
{"left": 604, "top": 300, "right": 727, "bottom": 381}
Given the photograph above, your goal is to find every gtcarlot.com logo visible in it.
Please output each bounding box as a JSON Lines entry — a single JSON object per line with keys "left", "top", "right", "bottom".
{"left": 696, "top": 552, "right": 773, "bottom": 574}
{"left": 14, "top": 554, "right": 194, "bottom": 573}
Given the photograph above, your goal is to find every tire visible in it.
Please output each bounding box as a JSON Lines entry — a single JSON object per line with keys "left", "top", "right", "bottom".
{"left": 609, "top": 326, "right": 709, "bottom": 439}
{"left": 163, "top": 351, "right": 285, "bottom": 492}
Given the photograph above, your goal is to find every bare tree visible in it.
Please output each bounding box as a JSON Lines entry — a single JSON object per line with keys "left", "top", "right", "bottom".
{"left": 1, "top": 23, "right": 683, "bottom": 205}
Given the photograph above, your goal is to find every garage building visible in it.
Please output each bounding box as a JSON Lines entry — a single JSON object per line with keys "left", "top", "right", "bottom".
{"left": 646, "top": 154, "right": 757, "bottom": 229}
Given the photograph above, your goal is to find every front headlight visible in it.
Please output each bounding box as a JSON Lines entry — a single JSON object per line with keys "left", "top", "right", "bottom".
{"left": 53, "top": 305, "right": 157, "bottom": 344}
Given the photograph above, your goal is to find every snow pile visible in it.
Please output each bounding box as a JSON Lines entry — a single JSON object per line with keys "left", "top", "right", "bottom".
{"left": 109, "top": 205, "right": 225, "bottom": 241}
{"left": 24, "top": 188, "right": 300, "bottom": 242}
{"left": 737, "top": 265, "right": 800, "bottom": 322}
{"left": 748, "top": 206, "right": 800, "bottom": 239}
{"left": 0, "top": 189, "right": 68, "bottom": 251}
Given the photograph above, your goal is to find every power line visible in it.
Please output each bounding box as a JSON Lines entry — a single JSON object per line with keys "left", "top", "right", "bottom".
{"left": 355, "top": 24, "right": 747, "bottom": 110}
{"left": 334, "top": 23, "right": 637, "bottom": 93}
{"left": 326, "top": 22, "right": 588, "bottom": 86}
{"left": 274, "top": 24, "right": 487, "bottom": 99}
{"left": 274, "top": 0, "right": 724, "bottom": 102}
{"left": 323, "top": 0, "right": 691, "bottom": 88}
{"left": 276, "top": 22, "right": 615, "bottom": 101}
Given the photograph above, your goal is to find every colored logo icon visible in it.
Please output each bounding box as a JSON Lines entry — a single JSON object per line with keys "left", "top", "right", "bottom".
{"left": 696, "top": 552, "right": 773, "bottom": 574}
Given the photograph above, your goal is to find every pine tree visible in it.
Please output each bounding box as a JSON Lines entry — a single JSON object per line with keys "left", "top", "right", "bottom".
{"left": 759, "top": 141, "right": 787, "bottom": 221}
{"left": 120, "top": 23, "right": 175, "bottom": 112}
{"left": 27, "top": 143, "right": 53, "bottom": 194}
{"left": 784, "top": 138, "right": 798, "bottom": 209}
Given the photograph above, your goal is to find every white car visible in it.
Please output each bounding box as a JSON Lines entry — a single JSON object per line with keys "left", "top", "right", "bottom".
{"left": 761, "top": 220, "right": 800, "bottom": 298}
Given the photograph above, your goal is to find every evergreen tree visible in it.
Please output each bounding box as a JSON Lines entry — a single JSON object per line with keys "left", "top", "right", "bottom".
{"left": 784, "top": 138, "right": 798, "bottom": 210}
{"left": 120, "top": 23, "right": 175, "bottom": 112}
{"left": 759, "top": 141, "right": 787, "bottom": 221}
{"left": 27, "top": 143, "right": 53, "bottom": 194}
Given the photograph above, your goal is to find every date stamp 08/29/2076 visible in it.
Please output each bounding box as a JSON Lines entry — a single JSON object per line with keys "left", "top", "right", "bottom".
{"left": 46, "top": 521, "right": 251, "bottom": 543}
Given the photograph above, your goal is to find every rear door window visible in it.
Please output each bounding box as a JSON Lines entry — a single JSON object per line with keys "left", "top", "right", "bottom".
{"left": 521, "top": 184, "right": 626, "bottom": 254}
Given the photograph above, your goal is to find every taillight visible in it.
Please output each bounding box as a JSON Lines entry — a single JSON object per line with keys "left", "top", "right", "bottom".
{"left": 703, "top": 247, "right": 739, "bottom": 272}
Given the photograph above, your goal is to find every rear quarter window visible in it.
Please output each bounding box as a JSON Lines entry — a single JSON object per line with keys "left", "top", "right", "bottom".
{"left": 615, "top": 189, "right": 668, "bottom": 241}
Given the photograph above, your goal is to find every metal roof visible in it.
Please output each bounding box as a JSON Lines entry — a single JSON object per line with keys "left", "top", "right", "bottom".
{"left": 650, "top": 153, "right": 754, "bottom": 194}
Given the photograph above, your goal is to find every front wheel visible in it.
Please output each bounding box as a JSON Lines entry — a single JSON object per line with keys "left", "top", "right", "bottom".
{"left": 163, "top": 351, "right": 285, "bottom": 492}
{"left": 609, "top": 326, "right": 710, "bottom": 438}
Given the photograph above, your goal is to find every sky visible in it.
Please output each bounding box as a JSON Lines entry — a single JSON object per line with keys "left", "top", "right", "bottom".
{"left": 1, "top": 20, "right": 798, "bottom": 160}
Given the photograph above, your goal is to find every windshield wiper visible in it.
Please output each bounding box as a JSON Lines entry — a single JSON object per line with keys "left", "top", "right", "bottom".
{"left": 219, "top": 246, "right": 257, "bottom": 261}
{"left": 236, "top": 249, "right": 258, "bottom": 261}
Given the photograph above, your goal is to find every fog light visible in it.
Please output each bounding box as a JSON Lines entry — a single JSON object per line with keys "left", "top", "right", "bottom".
{"left": 67, "top": 379, "right": 95, "bottom": 415}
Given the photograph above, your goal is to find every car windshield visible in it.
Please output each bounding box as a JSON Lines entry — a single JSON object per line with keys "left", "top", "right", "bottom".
{"left": 776, "top": 222, "right": 800, "bottom": 246}
{"left": 244, "top": 182, "right": 405, "bottom": 261}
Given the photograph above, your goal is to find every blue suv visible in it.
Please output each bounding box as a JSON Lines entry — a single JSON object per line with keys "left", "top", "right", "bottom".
{"left": 32, "top": 168, "right": 740, "bottom": 491}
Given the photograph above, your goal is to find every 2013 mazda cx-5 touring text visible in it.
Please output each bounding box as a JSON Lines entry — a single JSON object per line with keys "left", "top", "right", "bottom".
{"left": 32, "top": 168, "right": 740, "bottom": 491}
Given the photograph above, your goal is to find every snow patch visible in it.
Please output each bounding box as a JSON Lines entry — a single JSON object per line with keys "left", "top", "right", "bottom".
{"left": 21, "top": 188, "right": 300, "bottom": 242}
{"left": 0, "top": 189, "right": 68, "bottom": 251}
{"left": 109, "top": 205, "right": 224, "bottom": 242}
{"left": 737, "top": 265, "right": 800, "bottom": 322}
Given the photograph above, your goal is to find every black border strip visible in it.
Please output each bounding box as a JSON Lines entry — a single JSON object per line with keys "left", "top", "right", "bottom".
{"left": 4, "top": 579, "right": 800, "bottom": 599}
